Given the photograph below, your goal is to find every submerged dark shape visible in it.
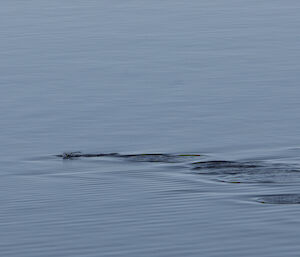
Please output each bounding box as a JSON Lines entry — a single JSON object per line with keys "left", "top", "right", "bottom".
{"left": 192, "top": 160, "right": 259, "bottom": 170}
{"left": 57, "top": 152, "right": 120, "bottom": 159}
{"left": 255, "top": 194, "right": 300, "bottom": 204}
{"left": 56, "top": 152, "right": 300, "bottom": 184}
{"left": 192, "top": 160, "right": 300, "bottom": 184}
{"left": 120, "top": 153, "right": 201, "bottom": 163}
{"left": 57, "top": 152, "right": 202, "bottom": 163}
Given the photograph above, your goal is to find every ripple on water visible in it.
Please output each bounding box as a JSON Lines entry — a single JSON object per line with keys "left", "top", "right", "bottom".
{"left": 56, "top": 152, "right": 300, "bottom": 185}
{"left": 254, "top": 194, "right": 300, "bottom": 204}
{"left": 191, "top": 160, "right": 300, "bottom": 184}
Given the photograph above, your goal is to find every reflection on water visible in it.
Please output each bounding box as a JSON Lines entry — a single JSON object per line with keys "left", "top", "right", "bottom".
{"left": 2, "top": 0, "right": 300, "bottom": 256}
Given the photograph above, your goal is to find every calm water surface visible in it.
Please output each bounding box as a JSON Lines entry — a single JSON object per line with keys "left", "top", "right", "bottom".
{"left": 1, "top": 1, "right": 300, "bottom": 256}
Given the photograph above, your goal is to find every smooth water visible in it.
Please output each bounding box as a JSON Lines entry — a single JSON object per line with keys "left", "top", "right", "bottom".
{"left": 2, "top": 1, "right": 300, "bottom": 256}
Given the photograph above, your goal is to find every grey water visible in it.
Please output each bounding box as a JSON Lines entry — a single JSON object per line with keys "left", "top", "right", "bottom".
{"left": 1, "top": 0, "right": 300, "bottom": 256}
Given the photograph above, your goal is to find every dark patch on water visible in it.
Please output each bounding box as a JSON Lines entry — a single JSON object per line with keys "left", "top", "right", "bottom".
{"left": 191, "top": 160, "right": 300, "bottom": 184}
{"left": 217, "top": 179, "right": 275, "bottom": 184}
{"left": 120, "top": 154, "right": 201, "bottom": 163}
{"left": 56, "top": 152, "right": 300, "bottom": 184}
{"left": 254, "top": 194, "right": 300, "bottom": 204}
{"left": 57, "top": 152, "right": 202, "bottom": 163}
{"left": 57, "top": 152, "right": 120, "bottom": 159}
{"left": 192, "top": 160, "right": 259, "bottom": 170}
{"left": 191, "top": 160, "right": 264, "bottom": 177}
